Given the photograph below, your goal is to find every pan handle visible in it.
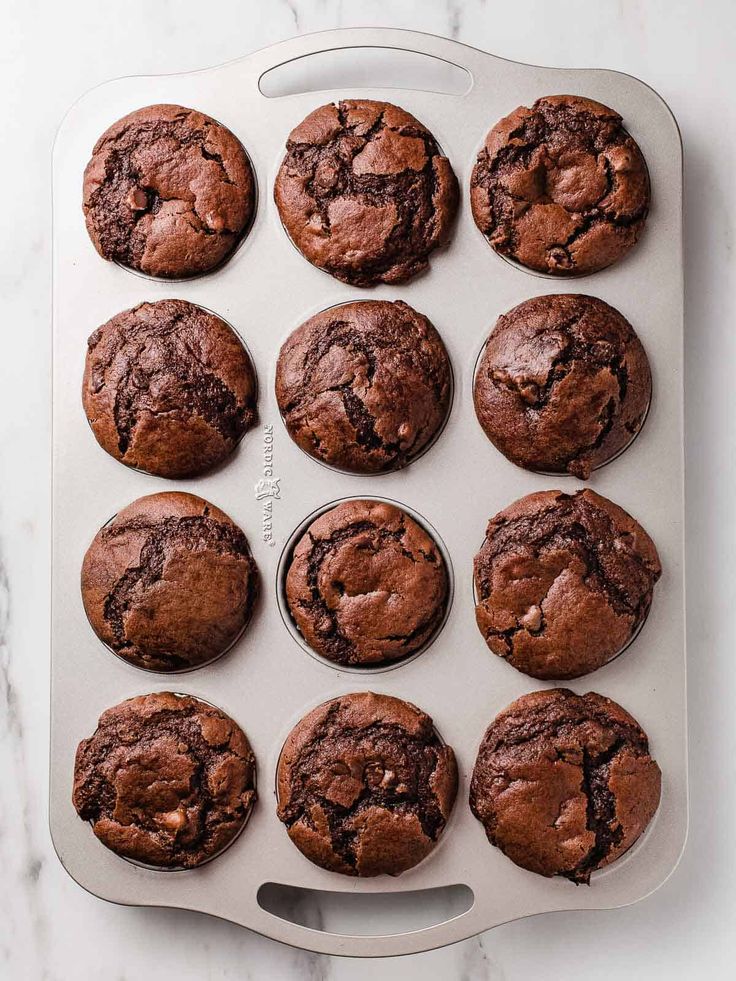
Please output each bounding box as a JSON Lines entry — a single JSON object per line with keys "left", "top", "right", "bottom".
{"left": 249, "top": 880, "right": 481, "bottom": 957}
{"left": 241, "top": 27, "right": 486, "bottom": 97}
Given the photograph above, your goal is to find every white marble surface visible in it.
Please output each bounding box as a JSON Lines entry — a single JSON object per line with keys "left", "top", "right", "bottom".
{"left": 0, "top": 1, "right": 734, "bottom": 977}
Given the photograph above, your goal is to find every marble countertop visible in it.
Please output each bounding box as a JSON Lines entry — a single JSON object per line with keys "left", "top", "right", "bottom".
{"left": 1, "top": 1, "right": 734, "bottom": 977}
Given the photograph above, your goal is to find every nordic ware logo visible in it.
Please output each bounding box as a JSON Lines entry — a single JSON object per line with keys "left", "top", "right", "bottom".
{"left": 256, "top": 425, "right": 279, "bottom": 546}
{"left": 255, "top": 478, "right": 280, "bottom": 500}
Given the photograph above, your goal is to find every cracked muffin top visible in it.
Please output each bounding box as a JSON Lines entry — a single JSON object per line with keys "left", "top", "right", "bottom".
{"left": 470, "top": 95, "right": 650, "bottom": 276}
{"left": 474, "top": 294, "right": 651, "bottom": 478}
{"left": 474, "top": 489, "right": 661, "bottom": 680}
{"left": 277, "top": 692, "right": 457, "bottom": 876}
{"left": 470, "top": 688, "right": 661, "bottom": 883}
{"left": 285, "top": 499, "right": 448, "bottom": 667}
{"left": 83, "top": 300, "right": 257, "bottom": 479}
{"left": 274, "top": 99, "right": 458, "bottom": 286}
{"left": 83, "top": 104, "right": 255, "bottom": 278}
{"left": 81, "top": 492, "right": 258, "bottom": 672}
{"left": 276, "top": 300, "right": 451, "bottom": 474}
{"left": 73, "top": 692, "right": 256, "bottom": 868}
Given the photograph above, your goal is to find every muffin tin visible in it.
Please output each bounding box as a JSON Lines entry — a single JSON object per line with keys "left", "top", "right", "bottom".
{"left": 51, "top": 29, "right": 687, "bottom": 957}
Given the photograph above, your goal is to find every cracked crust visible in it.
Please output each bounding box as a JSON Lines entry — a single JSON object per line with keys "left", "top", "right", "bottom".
{"left": 274, "top": 100, "right": 458, "bottom": 286}
{"left": 285, "top": 499, "right": 448, "bottom": 666}
{"left": 83, "top": 104, "right": 255, "bottom": 278}
{"left": 470, "top": 95, "right": 650, "bottom": 275}
{"left": 83, "top": 300, "right": 257, "bottom": 478}
{"left": 81, "top": 492, "right": 258, "bottom": 672}
{"left": 470, "top": 688, "right": 661, "bottom": 883}
{"left": 73, "top": 692, "right": 256, "bottom": 868}
{"left": 473, "top": 490, "right": 661, "bottom": 679}
{"left": 277, "top": 692, "right": 457, "bottom": 876}
{"left": 474, "top": 294, "right": 651, "bottom": 478}
{"left": 276, "top": 300, "right": 451, "bottom": 473}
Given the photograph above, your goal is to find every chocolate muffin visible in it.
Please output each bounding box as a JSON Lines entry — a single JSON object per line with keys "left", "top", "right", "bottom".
{"left": 470, "top": 95, "right": 650, "bottom": 275}
{"left": 285, "top": 499, "right": 448, "bottom": 666}
{"left": 474, "top": 294, "right": 651, "bottom": 478}
{"left": 81, "top": 492, "right": 258, "bottom": 671}
{"left": 274, "top": 100, "right": 458, "bottom": 286}
{"left": 277, "top": 692, "right": 457, "bottom": 876}
{"left": 83, "top": 104, "right": 255, "bottom": 278}
{"left": 73, "top": 692, "right": 256, "bottom": 868}
{"left": 276, "top": 300, "right": 451, "bottom": 473}
{"left": 83, "top": 300, "right": 257, "bottom": 478}
{"left": 470, "top": 688, "right": 661, "bottom": 883}
{"left": 474, "top": 490, "right": 660, "bottom": 679}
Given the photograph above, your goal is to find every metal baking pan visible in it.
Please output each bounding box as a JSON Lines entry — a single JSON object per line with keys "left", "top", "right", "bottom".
{"left": 50, "top": 28, "right": 687, "bottom": 957}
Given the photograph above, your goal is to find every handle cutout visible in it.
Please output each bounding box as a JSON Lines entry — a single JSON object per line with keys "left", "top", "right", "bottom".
{"left": 259, "top": 47, "right": 472, "bottom": 98}
{"left": 257, "top": 882, "right": 473, "bottom": 936}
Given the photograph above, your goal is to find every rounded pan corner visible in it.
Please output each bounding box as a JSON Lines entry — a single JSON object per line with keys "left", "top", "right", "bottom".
{"left": 51, "top": 50, "right": 257, "bottom": 163}
{"left": 48, "top": 813, "right": 209, "bottom": 920}
{"left": 48, "top": 814, "right": 115, "bottom": 908}
{"left": 52, "top": 74, "right": 137, "bottom": 164}
{"left": 570, "top": 792, "right": 690, "bottom": 918}
{"left": 580, "top": 66, "right": 683, "bottom": 158}
{"left": 466, "top": 50, "right": 684, "bottom": 166}
{"left": 622, "top": 809, "right": 689, "bottom": 912}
